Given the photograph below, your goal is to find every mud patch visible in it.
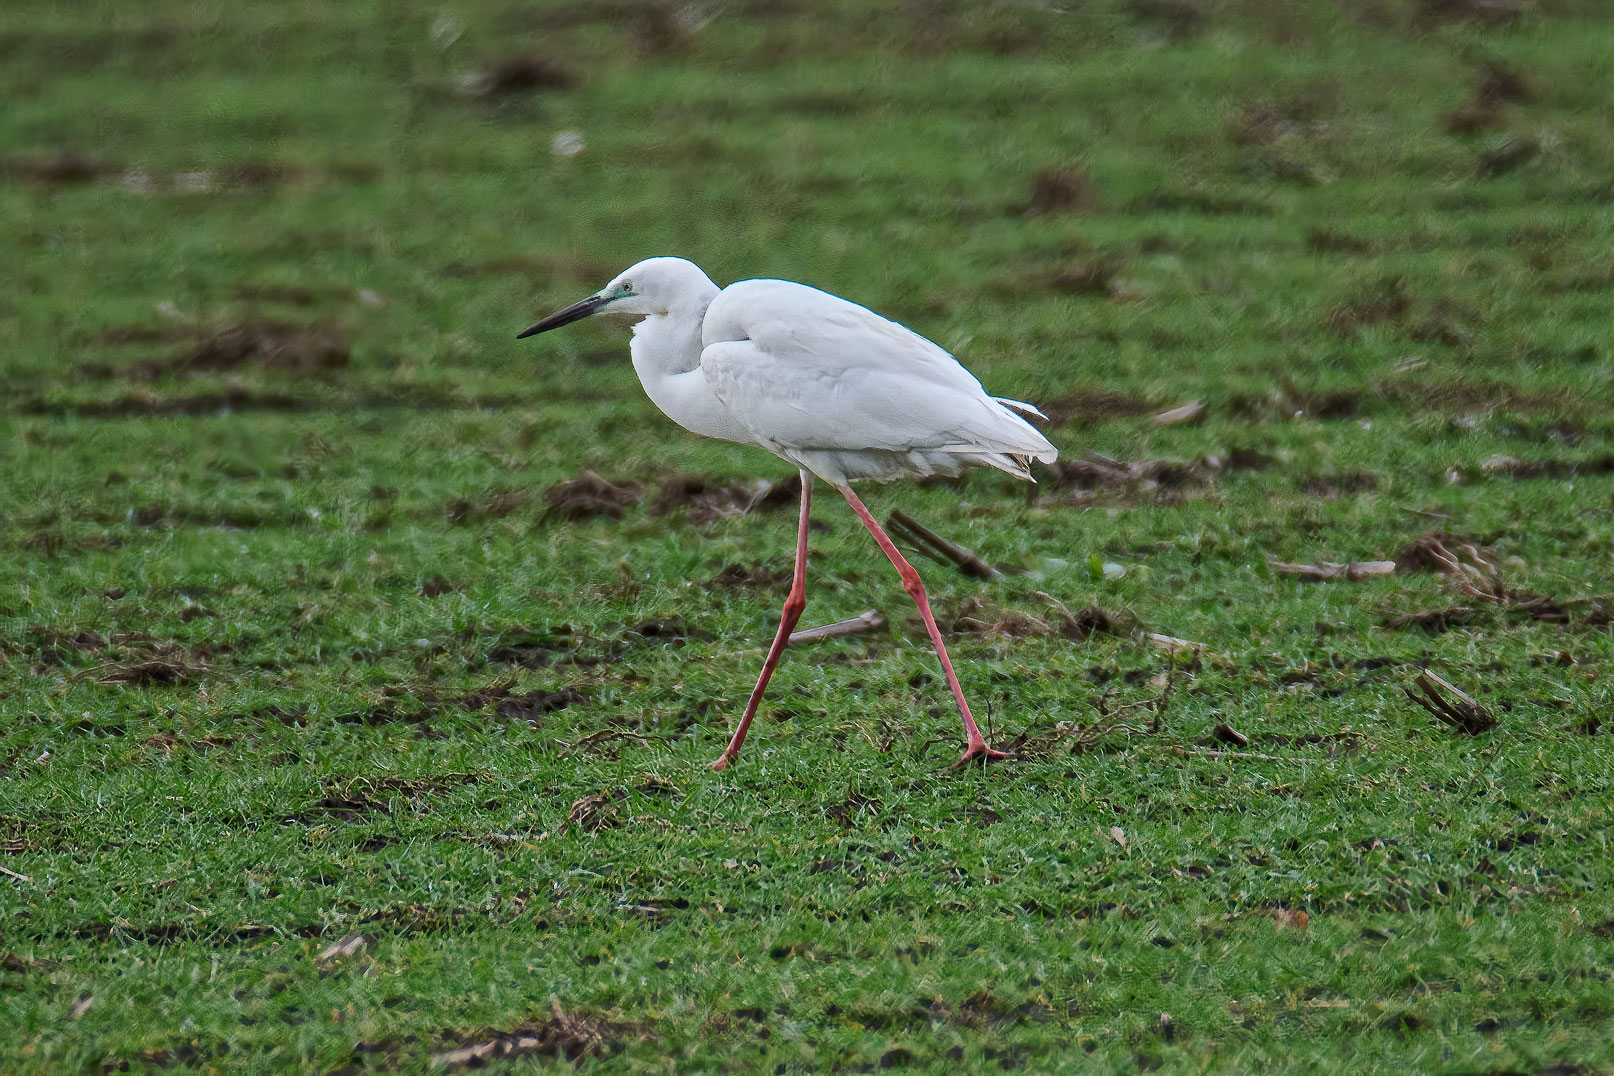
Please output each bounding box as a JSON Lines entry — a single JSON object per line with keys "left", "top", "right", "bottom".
{"left": 1022, "top": 164, "right": 1101, "bottom": 216}
{"left": 461, "top": 55, "right": 577, "bottom": 97}
{"left": 1037, "top": 388, "right": 1156, "bottom": 427}
{"left": 541, "top": 471, "right": 644, "bottom": 522}
{"left": 1, "top": 149, "right": 112, "bottom": 185}
{"left": 173, "top": 321, "right": 348, "bottom": 376}
{"left": 1045, "top": 455, "right": 1211, "bottom": 504}
{"left": 650, "top": 474, "right": 777, "bottom": 524}
{"left": 1232, "top": 380, "right": 1362, "bottom": 422}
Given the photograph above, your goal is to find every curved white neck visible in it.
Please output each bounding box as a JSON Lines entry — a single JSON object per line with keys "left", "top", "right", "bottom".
{"left": 629, "top": 304, "right": 752, "bottom": 444}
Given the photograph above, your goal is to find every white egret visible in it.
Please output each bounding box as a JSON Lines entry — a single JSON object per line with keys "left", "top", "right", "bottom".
{"left": 519, "top": 257, "right": 1058, "bottom": 768}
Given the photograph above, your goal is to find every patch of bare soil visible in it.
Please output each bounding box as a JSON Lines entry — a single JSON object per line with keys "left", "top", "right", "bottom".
{"left": 174, "top": 320, "right": 348, "bottom": 376}
{"left": 1445, "top": 62, "right": 1532, "bottom": 135}
{"left": 1037, "top": 388, "right": 1156, "bottom": 426}
{"left": 949, "top": 595, "right": 1131, "bottom": 641}
{"left": 1021, "top": 164, "right": 1102, "bottom": 216}
{"left": 1474, "top": 452, "right": 1614, "bottom": 480}
{"left": 1231, "top": 379, "right": 1363, "bottom": 421}
{"left": 1, "top": 149, "right": 112, "bottom": 185}
{"left": 1045, "top": 454, "right": 1212, "bottom": 504}
{"left": 1325, "top": 275, "right": 1410, "bottom": 336}
{"left": 1301, "top": 471, "right": 1380, "bottom": 498}
{"left": 461, "top": 55, "right": 577, "bottom": 97}
{"left": 1478, "top": 137, "right": 1539, "bottom": 179}
{"left": 1306, "top": 227, "right": 1375, "bottom": 255}
{"left": 1126, "top": 0, "right": 1210, "bottom": 40}
{"left": 431, "top": 1000, "right": 647, "bottom": 1070}
{"left": 649, "top": 474, "right": 772, "bottom": 524}
{"left": 76, "top": 319, "right": 348, "bottom": 382}
{"left": 541, "top": 471, "right": 644, "bottom": 522}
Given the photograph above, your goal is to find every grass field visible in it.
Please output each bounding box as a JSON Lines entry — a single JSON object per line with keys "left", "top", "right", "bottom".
{"left": 4, "top": 0, "right": 1614, "bottom": 1071}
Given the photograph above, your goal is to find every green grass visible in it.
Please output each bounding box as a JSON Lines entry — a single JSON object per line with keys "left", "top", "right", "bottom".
{"left": 4, "top": 0, "right": 1614, "bottom": 1072}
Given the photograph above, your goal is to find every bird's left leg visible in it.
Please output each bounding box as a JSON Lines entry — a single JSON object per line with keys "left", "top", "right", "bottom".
{"left": 710, "top": 470, "right": 814, "bottom": 770}
{"left": 837, "top": 485, "right": 1009, "bottom": 767}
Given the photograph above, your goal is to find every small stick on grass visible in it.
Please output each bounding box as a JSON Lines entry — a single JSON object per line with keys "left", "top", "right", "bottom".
{"left": 1269, "top": 559, "right": 1397, "bottom": 582}
{"left": 788, "top": 609, "right": 886, "bottom": 644}
{"left": 1152, "top": 400, "right": 1206, "bottom": 427}
{"left": 1404, "top": 669, "right": 1497, "bottom": 734}
{"left": 886, "top": 509, "right": 1000, "bottom": 580}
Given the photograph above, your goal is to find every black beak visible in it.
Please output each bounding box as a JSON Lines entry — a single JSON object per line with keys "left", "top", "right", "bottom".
{"left": 516, "top": 294, "right": 610, "bottom": 339}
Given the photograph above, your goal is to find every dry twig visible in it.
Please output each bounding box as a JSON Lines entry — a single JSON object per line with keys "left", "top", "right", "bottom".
{"left": 1404, "top": 669, "right": 1497, "bottom": 734}
{"left": 1270, "top": 558, "right": 1396, "bottom": 581}
{"left": 886, "top": 510, "right": 1000, "bottom": 579}
{"left": 788, "top": 609, "right": 886, "bottom": 644}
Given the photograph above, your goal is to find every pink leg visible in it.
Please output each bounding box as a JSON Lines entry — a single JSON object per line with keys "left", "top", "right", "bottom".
{"left": 838, "top": 485, "right": 1008, "bottom": 767}
{"left": 710, "top": 470, "right": 814, "bottom": 769}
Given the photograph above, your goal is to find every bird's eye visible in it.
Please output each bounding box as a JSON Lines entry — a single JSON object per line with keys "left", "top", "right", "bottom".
{"left": 617, "top": 281, "right": 633, "bottom": 296}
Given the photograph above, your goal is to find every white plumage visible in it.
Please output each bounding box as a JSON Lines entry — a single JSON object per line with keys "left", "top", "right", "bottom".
{"left": 521, "top": 257, "right": 1057, "bottom": 485}
{"left": 518, "top": 256, "right": 1058, "bottom": 769}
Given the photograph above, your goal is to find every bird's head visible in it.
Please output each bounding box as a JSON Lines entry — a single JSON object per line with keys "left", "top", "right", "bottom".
{"left": 517, "top": 256, "right": 717, "bottom": 338}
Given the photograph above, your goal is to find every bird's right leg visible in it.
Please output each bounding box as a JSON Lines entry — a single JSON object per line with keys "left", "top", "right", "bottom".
{"left": 710, "top": 469, "right": 814, "bottom": 770}
{"left": 837, "top": 485, "right": 1009, "bottom": 767}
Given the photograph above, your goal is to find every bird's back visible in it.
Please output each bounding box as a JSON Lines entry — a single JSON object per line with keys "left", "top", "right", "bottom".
{"left": 699, "top": 279, "right": 1057, "bottom": 484}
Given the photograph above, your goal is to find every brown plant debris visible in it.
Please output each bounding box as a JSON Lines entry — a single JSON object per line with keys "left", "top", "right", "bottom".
{"left": 89, "top": 638, "right": 207, "bottom": 685}
{"left": 887, "top": 510, "right": 1000, "bottom": 580}
{"left": 788, "top": 610, "right": 886, "bottom": 645}
{"left": 462, "top": 55, "right": 578, "bottom": 97}
{"left": 541, "top": 471, "right": 644, "bottom": 522}
{"left": 1404, "top": 669, "right": 1497, "bottom": 734}
{"left": 564, "top": 777, "right": 678, "bottom": 834}
{"left": 432, "top": 998, "right": 642, "bottom": 1070}
{"left": 649, "top": 474, "right": 782, "bottom": 524}
{"left": 1269, "top": 558, "right": 1396, "bottom": 582}
{"left": 1398, "top": 533, "right": 1605, "bottom": 624}
{"left": 1023, "top": 164, "right": 1101, "bottom": 216}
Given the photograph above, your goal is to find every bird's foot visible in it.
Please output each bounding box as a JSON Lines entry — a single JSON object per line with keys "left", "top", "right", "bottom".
{"left": 952, "top": 742, "right": 1013, "bottom": 768}
{"left": 709, "top": 753, "right": 737, "bottom": 771}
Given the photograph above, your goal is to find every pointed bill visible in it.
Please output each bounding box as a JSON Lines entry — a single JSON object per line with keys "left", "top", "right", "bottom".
{"left": 516, "top": 293, "right": 610, "bottom": 338}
